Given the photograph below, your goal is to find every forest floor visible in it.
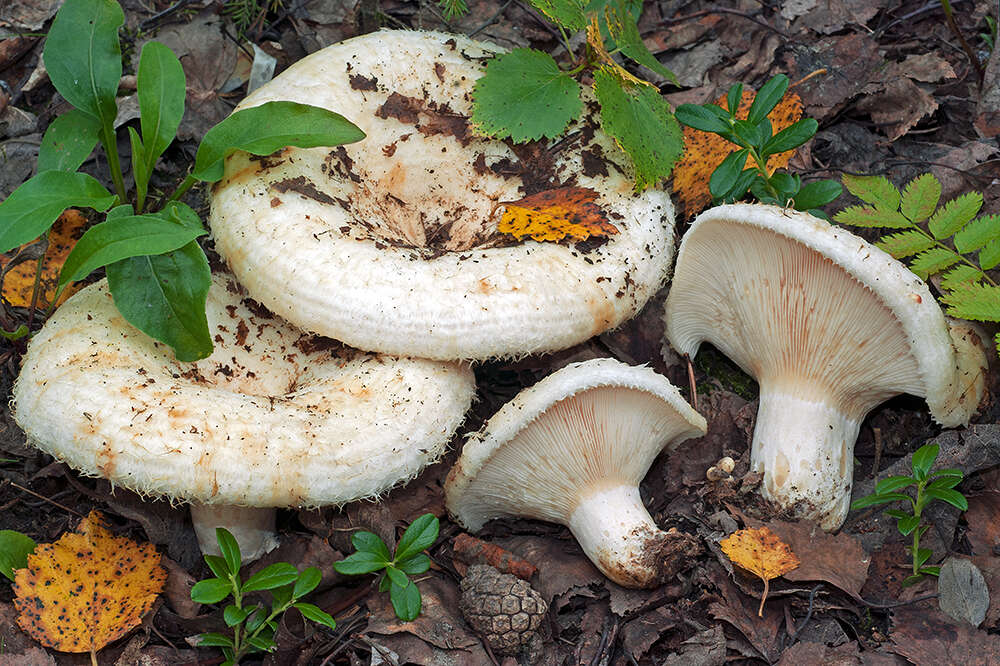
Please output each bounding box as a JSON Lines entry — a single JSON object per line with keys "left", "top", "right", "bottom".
{"left": 3, "top": 0, "right": 1000, "bottom": 664}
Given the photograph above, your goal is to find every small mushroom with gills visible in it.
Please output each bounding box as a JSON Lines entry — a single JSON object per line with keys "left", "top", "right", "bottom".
{"left": 445, "top": 358, "right": 707, "bottom": 588}
{"left": 12, "top": 275, "right": 476, "bottom": 560}
{"left": 664, "top": 203, "right": 987, "bottom": 530}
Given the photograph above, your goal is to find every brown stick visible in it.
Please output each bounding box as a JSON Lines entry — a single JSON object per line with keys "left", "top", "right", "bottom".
{"left": 452, "top": 533, "right": 537, "bottom": 580}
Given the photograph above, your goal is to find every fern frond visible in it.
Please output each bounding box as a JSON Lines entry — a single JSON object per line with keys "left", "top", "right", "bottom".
{"left": 437, "top": 0, "right": 468, "bottom": 20}
{"left": 875, "top": 230, "right": 934, "bottom": 259}
{"left": 941, "top": 282, "right": 1000, "bottom": 322}
{"left": 928, "top": 191, "right": 984, "bottom": 240}
{"left": 908, "top": 247, "right": 961, "bottom": 279}
{"left": 940, "top": 265, "right": 984, "bottom": 291}
{"left": 842, "top": 174, "right": 900, "bottom": 210}
{"left": 954, "top": 214, "right": 1000, "bottom": 253}
{"left": 900, "top": 173, "right": 941, "bottom": 223}
{"left": 834, "top": 205, "right": 910, "bottom": 229}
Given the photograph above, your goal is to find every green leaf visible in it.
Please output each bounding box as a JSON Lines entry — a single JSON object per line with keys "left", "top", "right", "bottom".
{"left": 294, "top": 602, "right": 337, "bottom": 629}
{"left": 850, "top": 492, "right": 913, "bottom": 510}
{"left": 761, "top": 118, "right": 817, "bottom": 155}
{"left": 0, "top": 530, "right": 36, "bottom": 581}
{"left": 293, "top": 567, "right": 322, "bottom": 599}
{"left": 907, "top": 248, "right": 961, "bottom": 279}
{"left": 925, "top": 487, "right": 969, "bottom": 511}
{"left": 106, "top": 241, "right": 213, "bottom": 362}
{"left": 390, "top": 579, "right": 422, "bottom": 622}
{"left": 38, "top": 109, "right": 101, "bottom": 172}
{"left": 385, "top": 566, "right": 409, "bottom": 588}
{"left": 793, "top": 180, "right": 841, "bottom": 211}
{"left": 137, "top": 41, "right": 186, "bottom": 172}
{"left": 930, "top": 468, "right": 963, "bottom": 478}
{"left": 0, "top": 324, "right": 29, "bottom": 341}
{"left": 243, "top": 563, "right": 300, "bottom": 593}
{"left": 396, "top": 553, "right": 431, "bottom": 575}
{"left": 58, "top": 213, "right": 206, "bottom": 286}
{"left": 834, "top": 205, "right": 911, "bottom": 229}
{"left": 928, "top": 191, "right": 984, "bottom": 240}
{"left": 247, "top": 635, "right": 275, "bottom": 652}
{"left": 204, "top": 554, "right": 230, "bottom": 579}
{"left": 902, "top": 573, "right": 927, "bottom": 586}
{"left": 216, "top": 528, "right": 242, "bottom": 577}
{"left": 954, "top": 214, "right": 1000, "bottom": 253}
{"left": 979, "top": 238, "right": 1000, "bottom": 270}
{"left": 746, "top": 74, "right": 789, "bottom": 125}
{"left": 674, "top": 103, "right": 732, "bottom": 134}
{"left": 900, "top": 173, "right": 941, "bottom": 223}
{"left": 592, "top": 69, "right": 683, "bottom": 190}
{"left": 0, "top": 171, "right": 115, "bottom": 252}
{"left": 271, "top": 584, "right": 293, "bottom": 608}
{"left": 394, "top": 513, "right": 439, "bottom": 562}
{"left": 841, "top": 174, "right": 901, "bottom": 211}
{"left": 941, "top": 282, "right": 1000, "bottom": 322}
{"left": 911, "top": 443, "right": 939, "bottom": 481}
{"left": 919, "top": 565, "right": 941, "bottom": 577}
{"left": 708, "top": 149, "right": 748, "bottom": 199}
{"left": 874, "top": 476, "right": 916, "bottom": 495}
{"left": 528, "top": 0, "right": 588, "bottom": 31}
{"left": 197, "top": 632, "right": 236, "bottom": 648}
{"left": 191, "top": 578, "right": 233, "bottom": 604}
{"left": 726, "top": 83, "right": 743, "bottom": 116}
{"left": 718, "top": 169, "right": 756, "bottom": 204}
{"left": 604, "top": 1, "right": 677, "bottom": 83}
{"left": 927, "top": 475, "right": 963, "bottom": 490}
{"left": 43, "top": 0, "right": 123, "bottom": 126}
{"left": 939, "top": 265, "right": 983, "bottom": 291}
{"left": 333, "top": 551, "right": 389, "bottom": 575}
{"left": 244, "top": 606, "right": 267, "bottom": 632}
{"left": 875, "top": 230, "right": 935, "bottom": 259}
{"left": 897, "top": 514, "right": 920, "bottom": 535}
{"left": 470, "top": 48, "right": 582, "bottom": 144}
{"left": 223, "top": 604, "right": 251, "bottom": 627}
{"left": 192, "top": 101, "right": 365, "bottom": 182}
{"left": 884, "top": 509, "right": 909, "bottom": 520}
{"left": 351, "top": 531, "right": 392, "bottom": 560}
{"left": 915, "top": 548, "right": 934, "bottom": 569}
{"left": 128, "top": 128, "right": 149, "bottom": 209}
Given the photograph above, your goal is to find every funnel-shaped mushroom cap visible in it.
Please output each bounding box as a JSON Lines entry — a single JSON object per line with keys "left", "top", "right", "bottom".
{"left": 445, "top": 358, "right": 706, "bottom": 588}
{"left": 13, "top": 275, "right": 475, "bottom": 556}
{"left": 209, "top": 30, "right": 676, "bottom": 361}
{"left": 664, "top": 203, "right": 986, "bottom": 529}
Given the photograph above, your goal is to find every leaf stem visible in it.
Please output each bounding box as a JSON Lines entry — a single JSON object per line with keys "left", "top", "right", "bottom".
{"left": 167, "top": 174, "right": 198, "bottom": 204}
{"left": 99, "top": 124, "right": 128, "bottom": 203}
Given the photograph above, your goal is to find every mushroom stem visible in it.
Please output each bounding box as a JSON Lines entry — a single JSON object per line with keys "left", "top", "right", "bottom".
{"left": 751, "top": 388, "right": 863, "bottom": 530}
{"left": 568, "top": 484, "right": 695, "bottom": 588}
{"left": 190, "top": 505, "right": 279, "bottom": 562}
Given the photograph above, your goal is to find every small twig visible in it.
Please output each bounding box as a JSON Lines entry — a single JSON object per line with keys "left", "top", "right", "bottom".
{"left": 656, "top": 6, "right": 789, "bottom": 39}
{"left": 857, "top": 593, "right": 939, "bottom": 609}
{"left": 139, "top": 0, "right": 192, "bottom": 30}
{"left": 938, "top": 0, "right": 985, "bottom": 85}
{"left": 781, "top": 583, "right": 822, "bottom": 649}
{"left": 8, "top": 481, "right": 85, "bottom": 518}
{"left": 685, "top": 353, "right": 698, "bottom": 412}
{"left": 469, "top": 0, "right": 516, "bottom": 38}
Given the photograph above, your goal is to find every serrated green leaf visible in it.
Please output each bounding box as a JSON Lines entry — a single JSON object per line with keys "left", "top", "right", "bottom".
{"left": 604, "top": 1, "right": 677, "bottom": 83}
{"left": 0, "top": 530, "right": 36, "bottom": 581}
{"left": 834, "top": 204, "right": 911, "bottom": 229}
{"left": 941, "top": 283, "right": 1000, "bottom": 322}
{"left": 979, "top": 238, "right": 1000, "bottom": 270}
{"left": 528, "top": 0, "right": 587, "bottom": 31}
{"left": 842, "top": 174, "right": 901, "bottom": 210}
{"left": 592, "top": 68, "right": 683, "bottom": 190}
{"left": 874, "top": 230, "right": 934, "bottom": 259}
{"left": 928, "top": 191, "right": 984, "bottom": 240}
{"left": 940, "top": 265, "right": 984, "bottom": 291}
{"left": 954, "top": 215, "right": 1000, "bottom": 253}
{"left": 471, "top": 48, "right": 582, "bottom": 143}
{"left": 900, "top": 173, "right": 941, "bottom": 223}
{"left": 907, "top": 248, "right": 961, "bottom": 279}
{"left": 37, "top": 109, "right": 101, "bottom": 172}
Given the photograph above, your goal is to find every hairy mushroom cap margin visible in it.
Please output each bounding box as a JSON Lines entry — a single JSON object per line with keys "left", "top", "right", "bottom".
{"left": 209, "top": 30, "right": 677, "bottom": 361}
{"left": 663, "top": 203, "right": 987, "bottom": 530}
{"left": 445, "top": 358, "right": 707, "bottom": 588}
{"left": 12, "top": 275, "right": 476, "bottom": 560}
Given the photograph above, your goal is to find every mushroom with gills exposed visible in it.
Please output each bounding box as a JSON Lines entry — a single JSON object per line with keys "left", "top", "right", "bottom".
{"left": 445, "top": 358, "right": 707, "bottom": 588}
{"left": 12, "top": 274, "right": 476, "bottom": 561}
{"left": 209, "top": 30, "right": 678, "bottom": 361}
{"left": 663, "top": 203, "right": 987, "bottom": 530}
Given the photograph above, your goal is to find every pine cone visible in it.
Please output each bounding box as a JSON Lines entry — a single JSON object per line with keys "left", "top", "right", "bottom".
{"left": 459, "top": 564, "right": 547, "bottom": 658}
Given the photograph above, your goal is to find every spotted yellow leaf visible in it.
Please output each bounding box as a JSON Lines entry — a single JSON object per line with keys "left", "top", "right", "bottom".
{"left": 498, "top": 186, "right": 618, "bottom": 242}
{"left": 720, "top": 526, "right": 800, "bottom": 617}
{"left": 1, "top": 208, "right": 87, "bottom": 309}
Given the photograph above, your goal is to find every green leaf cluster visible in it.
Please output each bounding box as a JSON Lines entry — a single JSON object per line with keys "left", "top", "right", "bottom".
{"left": 470, "top": 0, "right": 682, "bottom": 191}
{"left": 333, "top": 513, "right": 439, "bottom": 622}
{"left": 674, "top": 75, "right": 841, "bottom": 215}
{"left": 190, "top": 528, "right": 336, "bottom": 666}
{"left": 851, "top": 443, "right": 967, "bottom": 586}
{"left": 435, "top": 0, "right": 468, "bottom": 20}
{"left": 0, "top": 0, "right": 364, "bottom": 360}
{"left": 0, "top": 530, "right": 36, "bottom": 581}
{"left": 834, "top": 173, "right": 1000, "bottom": 354}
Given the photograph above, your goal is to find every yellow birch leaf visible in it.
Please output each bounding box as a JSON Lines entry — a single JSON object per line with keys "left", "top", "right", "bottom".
{"left": 13, "top": 511, "right": 166, "bottom": 658}
{"left": 1, "top": 209, "right": 87, "bottom": 309}
{"left": 498, "top": 186, "right": 619, "bottom": 242}
{"left": 672, "top": 89, "right": 803, "bottom": 217}
{"left": 719, "top": 526, "right": 800, "bottom": 617}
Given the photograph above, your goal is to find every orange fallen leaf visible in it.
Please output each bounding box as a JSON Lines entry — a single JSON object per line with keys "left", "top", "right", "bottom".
{"left": 672, "top": 89, "right": 803, "bottom": 217}
{"left": 719, "top": 526, "right": 800, "bottom": 617}
{"left": 13, "top": 511, "right": 166, "bottom": 661}
{"left": 498, "top": 186, "right": 619, "bottom": 242}
{"left": 1, "top": 209, "right": 87, "bottom": 310}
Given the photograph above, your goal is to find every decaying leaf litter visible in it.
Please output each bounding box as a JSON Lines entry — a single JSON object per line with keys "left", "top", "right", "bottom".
{"left": 3, "top": 0, "right": 1000, "bottom": 663}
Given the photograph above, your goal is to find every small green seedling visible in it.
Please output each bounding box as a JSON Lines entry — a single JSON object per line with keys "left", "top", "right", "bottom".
{"left": 674, "top": 74, "right": 841, "bottom": 215}
{"left": 851, "top": 443, "right": 968, "bottom": 585}
{"left": 0, "top": 530, "right": 36, "bottom": 581}
{"left": 333, "top": 513, "right": 439, "bottom": 621}
{"left": 190, "top": 528, "right": 336, "bottom": 666}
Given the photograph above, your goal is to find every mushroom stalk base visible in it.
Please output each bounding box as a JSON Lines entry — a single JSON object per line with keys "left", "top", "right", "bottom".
{"left": 568, "top": 484, "right": 699, "bottom": 589}
{"left": 751, "top": 389, "right": 862, "bottom": 531}
{"left": 190, "top": 505, "right": 279, "bottom": 562}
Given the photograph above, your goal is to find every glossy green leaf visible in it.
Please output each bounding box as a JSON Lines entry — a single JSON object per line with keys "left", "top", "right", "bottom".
{"left": 137, "top": 41, "right": 186, "bottom": 170}
{"left": 192, "top": 101, "right": 365, "bottom": 182}
{"left": 762, "top": 118, "right": 817, "bottom": 155}
{"left": 293, "top": 567, "right": 322, "bottom": 598}
{"left": 850, "top": 492, "right": 913, "bottom": 510}
{"left": 191, "top": 578, "right": 233, "bottom": 604}
{"left": 0, "top": 171, "right": 115, "bottom": 252}
{"left": 793, "top": 180, "right": 842, "bottom": 211}
{"left": 106, "top": 241, "right": 213, "bottom": 362}
{"left": 385, "top": 566, "right": 409, "bottom": 588}
{"left": 204, "top": 554, "right": 230, "bottom": 579}
{"left": 271, "top": 584, "right": 293, "bottom": 608}
{"left": 726, "top": 83, "right": 743, "bottom": 116}
{"left": 927, "top": 475, "right": 963, "bottom": 490}
{"left": 925, "top": 487, "right": 969, "bottom": 511}
{"left": 0, "top": 530, "right": 36, "bottom": 581}
{"left": 216, "top": 528, "right": 242, "bottom": 576}
{"left": 915, "top": 548, "right": 934, "bottom": 569}
{"left": 223, "top": 604, "right": 252, "bottom": 627}
{"left": 197, "top": 632, "right": 236, "bottom": 648}
{"left": 708, "top": 149, "right": 748, "bottom": 199}
{"left": 128, "top": 127, "right": 149, "bottom": 209}
{"left": 294, "top": 602, "right": 337, "bottom": 629}
{"left": 747, "top": 74, "right": 789, "bottom": 125}
{"left": 352, "top": 531, "right": 392, "bottom": 560}
{"left": 674, "top": 103, "right": 731, "bottom": 134}
{"left": 243, "top": 563, "right": 299, "bottom": 593}
{"left": 38, "top": 109, "right": 101, "bottom": 172}
{"left": 333, "top": 551, "right": 389, "bottom": 575}
{"left": 897, "top": 515, "right": 920, "bottom": 536}
{"left": 390, "top": 579, "right": 422, "bottom": 621}
{"left": 911, "top": 443, "right": 940, "bottom": 481}
{"left": 247, "top": 635, "right": 275, "bottom": 652}
{"left": 394, "top": 513, "right": 439, "bottom": 562}
{"left": 396, "top": 553, "right": 431, "bottom": 575}
{"left": 874, "top": 476, "right": 916, "bottom": 495}
{"left": 841, "top": 174, "right": 901, "bottom": 211}
{"left": 900, "top": 173, "right": 941, "bottom": 223}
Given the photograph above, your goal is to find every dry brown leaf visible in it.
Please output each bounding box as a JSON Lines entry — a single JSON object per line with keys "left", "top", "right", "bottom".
{"left": 498, "top": 186, "right": 618, "bottom": 242}
{"left": 719, "top": 527, "right": 800, "bottom": 617}
{"left": 13, "top": 511, "right": 166, "bottom": 659}
{"left": 1, "top": 209, "right": 86, "bottom": 309}
{"left": 672, "top": 89, "right": 802, "bottom": 217}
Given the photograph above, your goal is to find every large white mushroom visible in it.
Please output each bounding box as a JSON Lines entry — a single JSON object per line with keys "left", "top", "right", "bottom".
{"left": 209, "top": 30, "right": 676, "bottom": 361}
{"left": 664, "top": 204, "right": 987, "bottom": 530}
{"left": 12, "top": 274, "right": 475, "bottom": 559}
{"left": 445, "top": 358, "right": 707, "bottom": 588}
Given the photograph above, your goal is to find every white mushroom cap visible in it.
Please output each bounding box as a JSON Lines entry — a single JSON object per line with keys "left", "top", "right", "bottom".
{"left": 445, "top": 358, "right": 707, "bottom": 588}
{"left": 209, "top": 30, "right": 676, "bottom": 361}
{"left": 13, "top": 274, "right": 475, "bottom": 558}
{"left": 663, "top": 203, "right": 986, "bottom": 529}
